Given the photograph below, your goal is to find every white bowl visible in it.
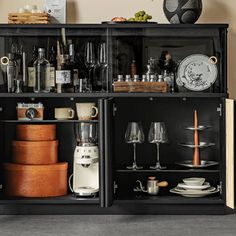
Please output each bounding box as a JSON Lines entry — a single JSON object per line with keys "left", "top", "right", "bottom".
{"left": 183, "top": 177, "right": 205, "bottom": 186}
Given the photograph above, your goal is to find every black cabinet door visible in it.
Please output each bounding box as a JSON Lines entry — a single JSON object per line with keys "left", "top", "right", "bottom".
{"left": 99, "top": 98, "right": 114, "bottom": 207}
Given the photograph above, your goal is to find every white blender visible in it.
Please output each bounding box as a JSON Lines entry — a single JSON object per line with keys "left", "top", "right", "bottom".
{"left": 69, "top": 122, "right": 99, "bottom": 197}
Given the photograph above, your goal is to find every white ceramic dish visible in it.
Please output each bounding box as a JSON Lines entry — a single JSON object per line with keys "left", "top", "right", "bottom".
{"left": 177, "top": 54, "right": 218, "bottom": 91}
{"left": 177, "top": 182, "right": 210, "bottom": 190}
{"left": 170, "top": 187, "right": 219, "bottom": 198}
{"left": 183, "top": 177, "right": 205, "bottom": 186}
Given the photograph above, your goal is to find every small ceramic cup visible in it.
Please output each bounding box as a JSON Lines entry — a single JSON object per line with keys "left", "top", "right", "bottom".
{"left": 55, "top": 108, "right": 75, "bottom": 120}
{"left": 76, "top": 103, "right": 98, "bottom": 121}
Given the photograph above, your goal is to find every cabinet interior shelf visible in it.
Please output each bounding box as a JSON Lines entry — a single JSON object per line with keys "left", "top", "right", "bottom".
{"left": 1, "top": 120, "right": 98, "bottom": 123}
{"left": 116, "top": 168, "right": 220, "bottom": 173}
{"left": 114, "top": 195, "right": 224, "bottom": 205}
{"left": 0, "top": 193, "right": 99, "bottom": 205}
{"left": 0, "top": 93, "right": 228, "bottom": 98}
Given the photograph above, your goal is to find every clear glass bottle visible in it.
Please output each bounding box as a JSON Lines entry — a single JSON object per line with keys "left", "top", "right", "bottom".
{"left": 33, "top": 48, "right": 50, "bottom": 93}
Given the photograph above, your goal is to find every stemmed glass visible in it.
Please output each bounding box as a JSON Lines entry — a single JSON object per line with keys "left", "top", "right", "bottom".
{"left": 98, "top": 42, "right": 108, "bottom": 91}
{"left": 125, "top": 122, "right": 145, "bottom": 170}
{"left": 85, "top": 42, "right": 96, "bottom": 92}
{"left": 148, "top": 122, "right": 168, "bottom": 170}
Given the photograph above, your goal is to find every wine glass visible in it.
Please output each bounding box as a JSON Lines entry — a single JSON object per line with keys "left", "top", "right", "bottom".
{"left": 98, "top": 42, "right": 108, "bottom": 91}
{"left": 125, "top": 122, "right": 145, "bottom": 170}
{"left": 148, "top": 122, "right": 168, "bottom": 170}
{"left": 85, "top": 42, "right": 96, "bottom": 91}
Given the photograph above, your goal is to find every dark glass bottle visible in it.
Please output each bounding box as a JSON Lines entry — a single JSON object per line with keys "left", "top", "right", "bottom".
{"left": 49, "top": 46, "right": 57, "bottom": 92}
{"left": 27, "top": 46, "right": 38, "bottom": 92}
{"left": 68, "top": 41, "right": 79, "bottom": 92}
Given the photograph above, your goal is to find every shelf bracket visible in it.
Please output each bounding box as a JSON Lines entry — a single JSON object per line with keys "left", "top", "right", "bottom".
{"left": 113, "top": 181, "right": 118, "bottom": 194}
{"left": 113, "top": 103, "right": 117, "bottom": 117}
{"left": 217, "top": 104, "right": 222, "bottom": 116}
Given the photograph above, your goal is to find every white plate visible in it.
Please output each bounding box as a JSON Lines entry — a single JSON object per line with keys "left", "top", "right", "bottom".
{"left": 177, "top": 54, "right": 218, "bottom": 91}
{"left": 177, "top": 182, "right": 210, "bottom": 190}
{"left": 170, "top": 187, "right": 219, "bottom": 198}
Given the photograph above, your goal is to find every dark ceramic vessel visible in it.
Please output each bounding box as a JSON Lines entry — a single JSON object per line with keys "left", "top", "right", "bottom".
{"left": 163, "top": 0, "right": 203, "bottom": 24}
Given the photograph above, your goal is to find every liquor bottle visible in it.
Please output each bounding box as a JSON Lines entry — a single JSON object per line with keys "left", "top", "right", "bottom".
{"left": 68, "top": 40, "right": 79, "bottom": 92}
{"left": 33, "top": 48, "right": 50, "bottom": 93}
{"left": 6, "top": 53, "right": 19, "bottom": 93}
{"left": 162, "top": 53, "right": 175, "bottom": 92}
{"left": 49, "top": 46, "right": 57, "bottom": 92}
{"left": 56, "top": 54, "right": 73, "bottom": 93}
{"left": 27, "top": 46, "right": 38, "bottom": 92}
{"left": 130, "top": 60, "right": 137, "bottom": 78}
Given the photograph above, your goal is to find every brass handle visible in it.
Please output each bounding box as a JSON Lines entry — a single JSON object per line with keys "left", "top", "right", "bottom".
{"left": 157, "top": 181, "right": 168, "bottom": 187}
{"left": 209, "top": 56, "right": 218, "bottom": 65}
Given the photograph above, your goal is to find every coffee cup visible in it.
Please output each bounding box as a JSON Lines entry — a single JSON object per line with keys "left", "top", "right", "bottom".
{"left": 55, "top": 108, "right": 75, "bottom": 120}
{"left": 76, "top": 103, "right": 98, "bottom": 121}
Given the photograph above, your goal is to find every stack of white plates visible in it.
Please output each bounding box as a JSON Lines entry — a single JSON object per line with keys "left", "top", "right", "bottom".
{"left": 170, "top": 177, "right": 219, "bottom": 198}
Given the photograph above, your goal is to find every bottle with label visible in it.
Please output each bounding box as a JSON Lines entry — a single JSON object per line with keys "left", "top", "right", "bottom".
{"left": 68, "top": 40, "right": 79, "bottom": 92}
{"left": 49, "top": 46, "right": 57, "bottom": 92}
{"left": 56, "top": 54, "right": 73, "bottom": 93}
{"left": 27, "top": 46, "right": 38, "bottom": 92}
{"left": 33, "top": 48, "right": 50, "bottom": 93}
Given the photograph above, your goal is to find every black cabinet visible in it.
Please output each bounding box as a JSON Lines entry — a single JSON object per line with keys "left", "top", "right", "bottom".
{"left": 0, "top": 24, "right": 234, "bottom": 215}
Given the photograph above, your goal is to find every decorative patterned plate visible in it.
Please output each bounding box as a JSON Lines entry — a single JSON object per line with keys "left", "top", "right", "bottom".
{"left": 177, "top": 54, "right": 218, "bottom": 91}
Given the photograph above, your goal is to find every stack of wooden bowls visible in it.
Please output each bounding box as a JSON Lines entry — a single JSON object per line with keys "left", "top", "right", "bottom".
{"left": 4, "top": 124, "right": 68, "bottom": 198}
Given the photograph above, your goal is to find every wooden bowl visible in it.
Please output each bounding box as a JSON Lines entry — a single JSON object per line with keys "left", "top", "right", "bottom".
{"left": 12, "top": 140, "right": 58, "bottom": 165}
{"left": 16, "top": 124, "right": 56, "bottom": 141}
{"left": 3, "top": 163, "right": 68, "bottom": 197}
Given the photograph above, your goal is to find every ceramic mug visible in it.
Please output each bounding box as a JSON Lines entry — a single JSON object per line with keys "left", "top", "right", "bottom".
{"left": 55, "top": 108, "right": 75, "bottom": 120}
{"left": 76, "top": 103, "right": 98, "bottom": 120}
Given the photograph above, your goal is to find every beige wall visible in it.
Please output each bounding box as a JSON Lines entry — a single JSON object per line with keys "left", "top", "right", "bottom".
{"left": 0, "top": 0, "right": 235, "bottom": 97}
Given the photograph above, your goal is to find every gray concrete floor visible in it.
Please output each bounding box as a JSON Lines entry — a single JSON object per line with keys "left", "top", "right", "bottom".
{"left": 0, "top": 215, "right": 236, "bottom": 236}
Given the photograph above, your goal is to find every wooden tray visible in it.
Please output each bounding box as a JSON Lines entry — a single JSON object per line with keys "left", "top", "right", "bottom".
{"left": 3, "top": 163, "right": 68, "bottom": 197}
{"left": 8, "top": 13, "right": 50, "bottom": 24}
{"left": 113, "top": 81, "right": 168, "bottom": 93}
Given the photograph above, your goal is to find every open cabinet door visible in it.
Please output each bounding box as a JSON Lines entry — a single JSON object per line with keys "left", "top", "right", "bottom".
{"left": 225, "top": 99, "right": 235, "bottom": 209}
{"left": 99, "top": 98, "right": 114, "bottom": 207}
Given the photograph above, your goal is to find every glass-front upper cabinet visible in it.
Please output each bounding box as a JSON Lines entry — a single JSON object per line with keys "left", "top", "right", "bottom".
{"left": 0, "top": 25, "right": 109, "bottom": 94}
{"left": 110, "top": 25, "right": 228, "bottom": 94}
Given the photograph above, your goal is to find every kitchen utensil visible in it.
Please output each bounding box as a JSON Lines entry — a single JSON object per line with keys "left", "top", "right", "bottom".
{"left": 177, "top": 54, "right": 218, "bottom": 91}
{"left": 179, "top": 142, "right": 215, "bottom": 148}
{"left": 193, "top": 110, "right": 200, "bottom": 165}
{"left": 125, "top": 122, "right": 145, "bottom": 170}
{"left": 170, "top": 186, "right": 219, "bottom": 198}
{"left": 177, "top": 182, "right": 210, "bottom": 190}
{"left": 76, "top": 103, "right": 98, "bottom": 121}
{"left": 71, "top": 122, "right": 99, "bottom": 197}
{"left": 134, "top": 177, "right": 168, "bottom": 195}
{"left": 183, "top": 177, "right": 205, "bottom": 186}
{"left": 85, "top": 42, "right": 95, "bottom": 91}
{"left": 55, "top": 107, "right": 75, "bottom": 120}
{"left": 176, "top": 160, "right": 219, "bottom": 168}
{"left": 98, "top": 42, "right": 108, "bottom": 91}
{"left": 148, "top": 122, "right": 168, "bottom": 170}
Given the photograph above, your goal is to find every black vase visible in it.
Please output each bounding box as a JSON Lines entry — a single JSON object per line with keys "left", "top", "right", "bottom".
{"left": 163, "top": 0, "right": 202, "bottom": 24}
